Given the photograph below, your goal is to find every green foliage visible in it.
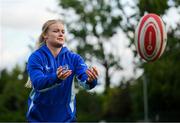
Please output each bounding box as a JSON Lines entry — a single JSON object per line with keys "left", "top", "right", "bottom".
{"left": 145, "top": 48, "right": 180, "bottom": 121}
{"left": 130, "top": 78, "right": 144, "bottom": 120}
{"left": 103, "top": 82, "right": 133, "bottom": 121}
{"left": 138, "top": 0, "right": 169, "bottom": 16}
{"left": 76, "top": 89, "right": 103, "bottom": 121}
{"left": 76, "top": 82, "right": 134, "bottom": 122}
{"left": 0, "top": 65, "right": 29, "bottom": 121}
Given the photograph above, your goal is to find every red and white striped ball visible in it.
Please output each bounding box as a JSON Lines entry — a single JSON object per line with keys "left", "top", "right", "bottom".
{"left": 135, "top": 13, "right": 167, "bottom": 62}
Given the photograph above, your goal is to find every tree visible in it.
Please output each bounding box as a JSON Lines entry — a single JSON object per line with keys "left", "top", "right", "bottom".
{"left": 58, "top": 0, "right": 125, "bottom": 94}
{"left": 57, "top": 0, "right": 172, "bottom": 93}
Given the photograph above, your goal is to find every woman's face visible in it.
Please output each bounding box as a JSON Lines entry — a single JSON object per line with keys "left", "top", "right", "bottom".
{"left": 44, "top": 22, "right": 65, "bottom": 48}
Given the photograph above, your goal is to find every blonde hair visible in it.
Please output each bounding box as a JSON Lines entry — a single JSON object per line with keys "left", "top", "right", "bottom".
{"left": 25, "top": 19, "right": 64, "bottom": 88}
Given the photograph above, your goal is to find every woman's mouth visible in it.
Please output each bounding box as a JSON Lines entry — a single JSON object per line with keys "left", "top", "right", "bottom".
{"left": 57, "top": 37, "right": 64, "bottom": 41}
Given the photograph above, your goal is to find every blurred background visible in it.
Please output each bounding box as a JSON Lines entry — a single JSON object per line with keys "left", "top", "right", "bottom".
{"left": 0, "top": 0, "right": 180, "bottom": 122}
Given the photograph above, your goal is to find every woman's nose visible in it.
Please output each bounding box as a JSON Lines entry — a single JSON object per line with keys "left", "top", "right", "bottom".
{"left": 59, "top": 32, "right": 63, "bottom": 37}
{"left": 59, "top": 33, "right": 63, "bottom": 37}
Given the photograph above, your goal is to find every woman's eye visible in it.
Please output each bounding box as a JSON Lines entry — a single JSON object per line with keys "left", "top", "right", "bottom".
{"left": 52, "top": 30, "right": 65, "bottom": 34}
{"left": 53, "top": 30, "right": 58, "bottom": 33}
{"left": 61, "top": 30, "right": 65, "bottom": 34}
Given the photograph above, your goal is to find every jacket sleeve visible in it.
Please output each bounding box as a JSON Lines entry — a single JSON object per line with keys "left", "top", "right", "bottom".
{"left": 27, "top": 54, "right": 62, "bottom": 92}
{"left": 74, "top": 55, "right": 97, "bottom": 90}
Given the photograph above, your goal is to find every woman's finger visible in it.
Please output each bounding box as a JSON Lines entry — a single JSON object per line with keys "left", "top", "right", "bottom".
{"left": 86, "top": 69, "right": 96, "bottom": 80}
{"left": 57, "top": 66, "right": 63, "bottom": 73}
{"left": 61, "top": 70, "right": 72, "bottom": 78}
{"left": 86, "top": 69, "right": 94, "bottom": 79}
{"left": 89, "top": 69, "right": 97, "bottom": 79}
{"left": 92, "top": 67, "right": 99, "bottom": 76}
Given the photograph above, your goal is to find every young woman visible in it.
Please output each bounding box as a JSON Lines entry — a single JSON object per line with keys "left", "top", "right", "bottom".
{"left": 26, "top": 19, "right": 99, "bottom": 122}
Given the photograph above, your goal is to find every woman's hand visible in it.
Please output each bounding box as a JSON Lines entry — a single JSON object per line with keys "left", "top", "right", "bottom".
{"left": 86, "top": 67, "right": 99, "bottom": 82}
{"left": 56, "top": 66, "right": 72, "bottom": 80}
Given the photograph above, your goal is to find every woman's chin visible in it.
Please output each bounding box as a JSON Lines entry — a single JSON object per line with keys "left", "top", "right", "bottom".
{"left": 56, "top": 43, "right": 64, "bottom": 48}
{"left": 50, "top": 43, "right": 63, "bottom": 48}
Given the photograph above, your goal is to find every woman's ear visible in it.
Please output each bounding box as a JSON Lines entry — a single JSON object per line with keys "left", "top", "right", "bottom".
{"left": 43, "top": 33, "right": 48, "bottom": 40}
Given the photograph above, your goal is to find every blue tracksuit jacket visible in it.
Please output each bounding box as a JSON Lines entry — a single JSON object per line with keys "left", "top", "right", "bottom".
{"left": 26, "top": 44, "right": 97, "bottom": 122}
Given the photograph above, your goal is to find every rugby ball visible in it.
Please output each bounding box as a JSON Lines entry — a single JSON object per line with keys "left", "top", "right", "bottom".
{"left": 135, "top": 13, "right": 167, "bottom": 62}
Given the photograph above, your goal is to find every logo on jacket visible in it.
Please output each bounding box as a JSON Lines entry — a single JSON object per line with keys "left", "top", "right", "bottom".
{"left": 62, "top": 64, "right": 69, "bottom": 74}
{"left": 45, "top": 65, "right": 51, "bottom": 72}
